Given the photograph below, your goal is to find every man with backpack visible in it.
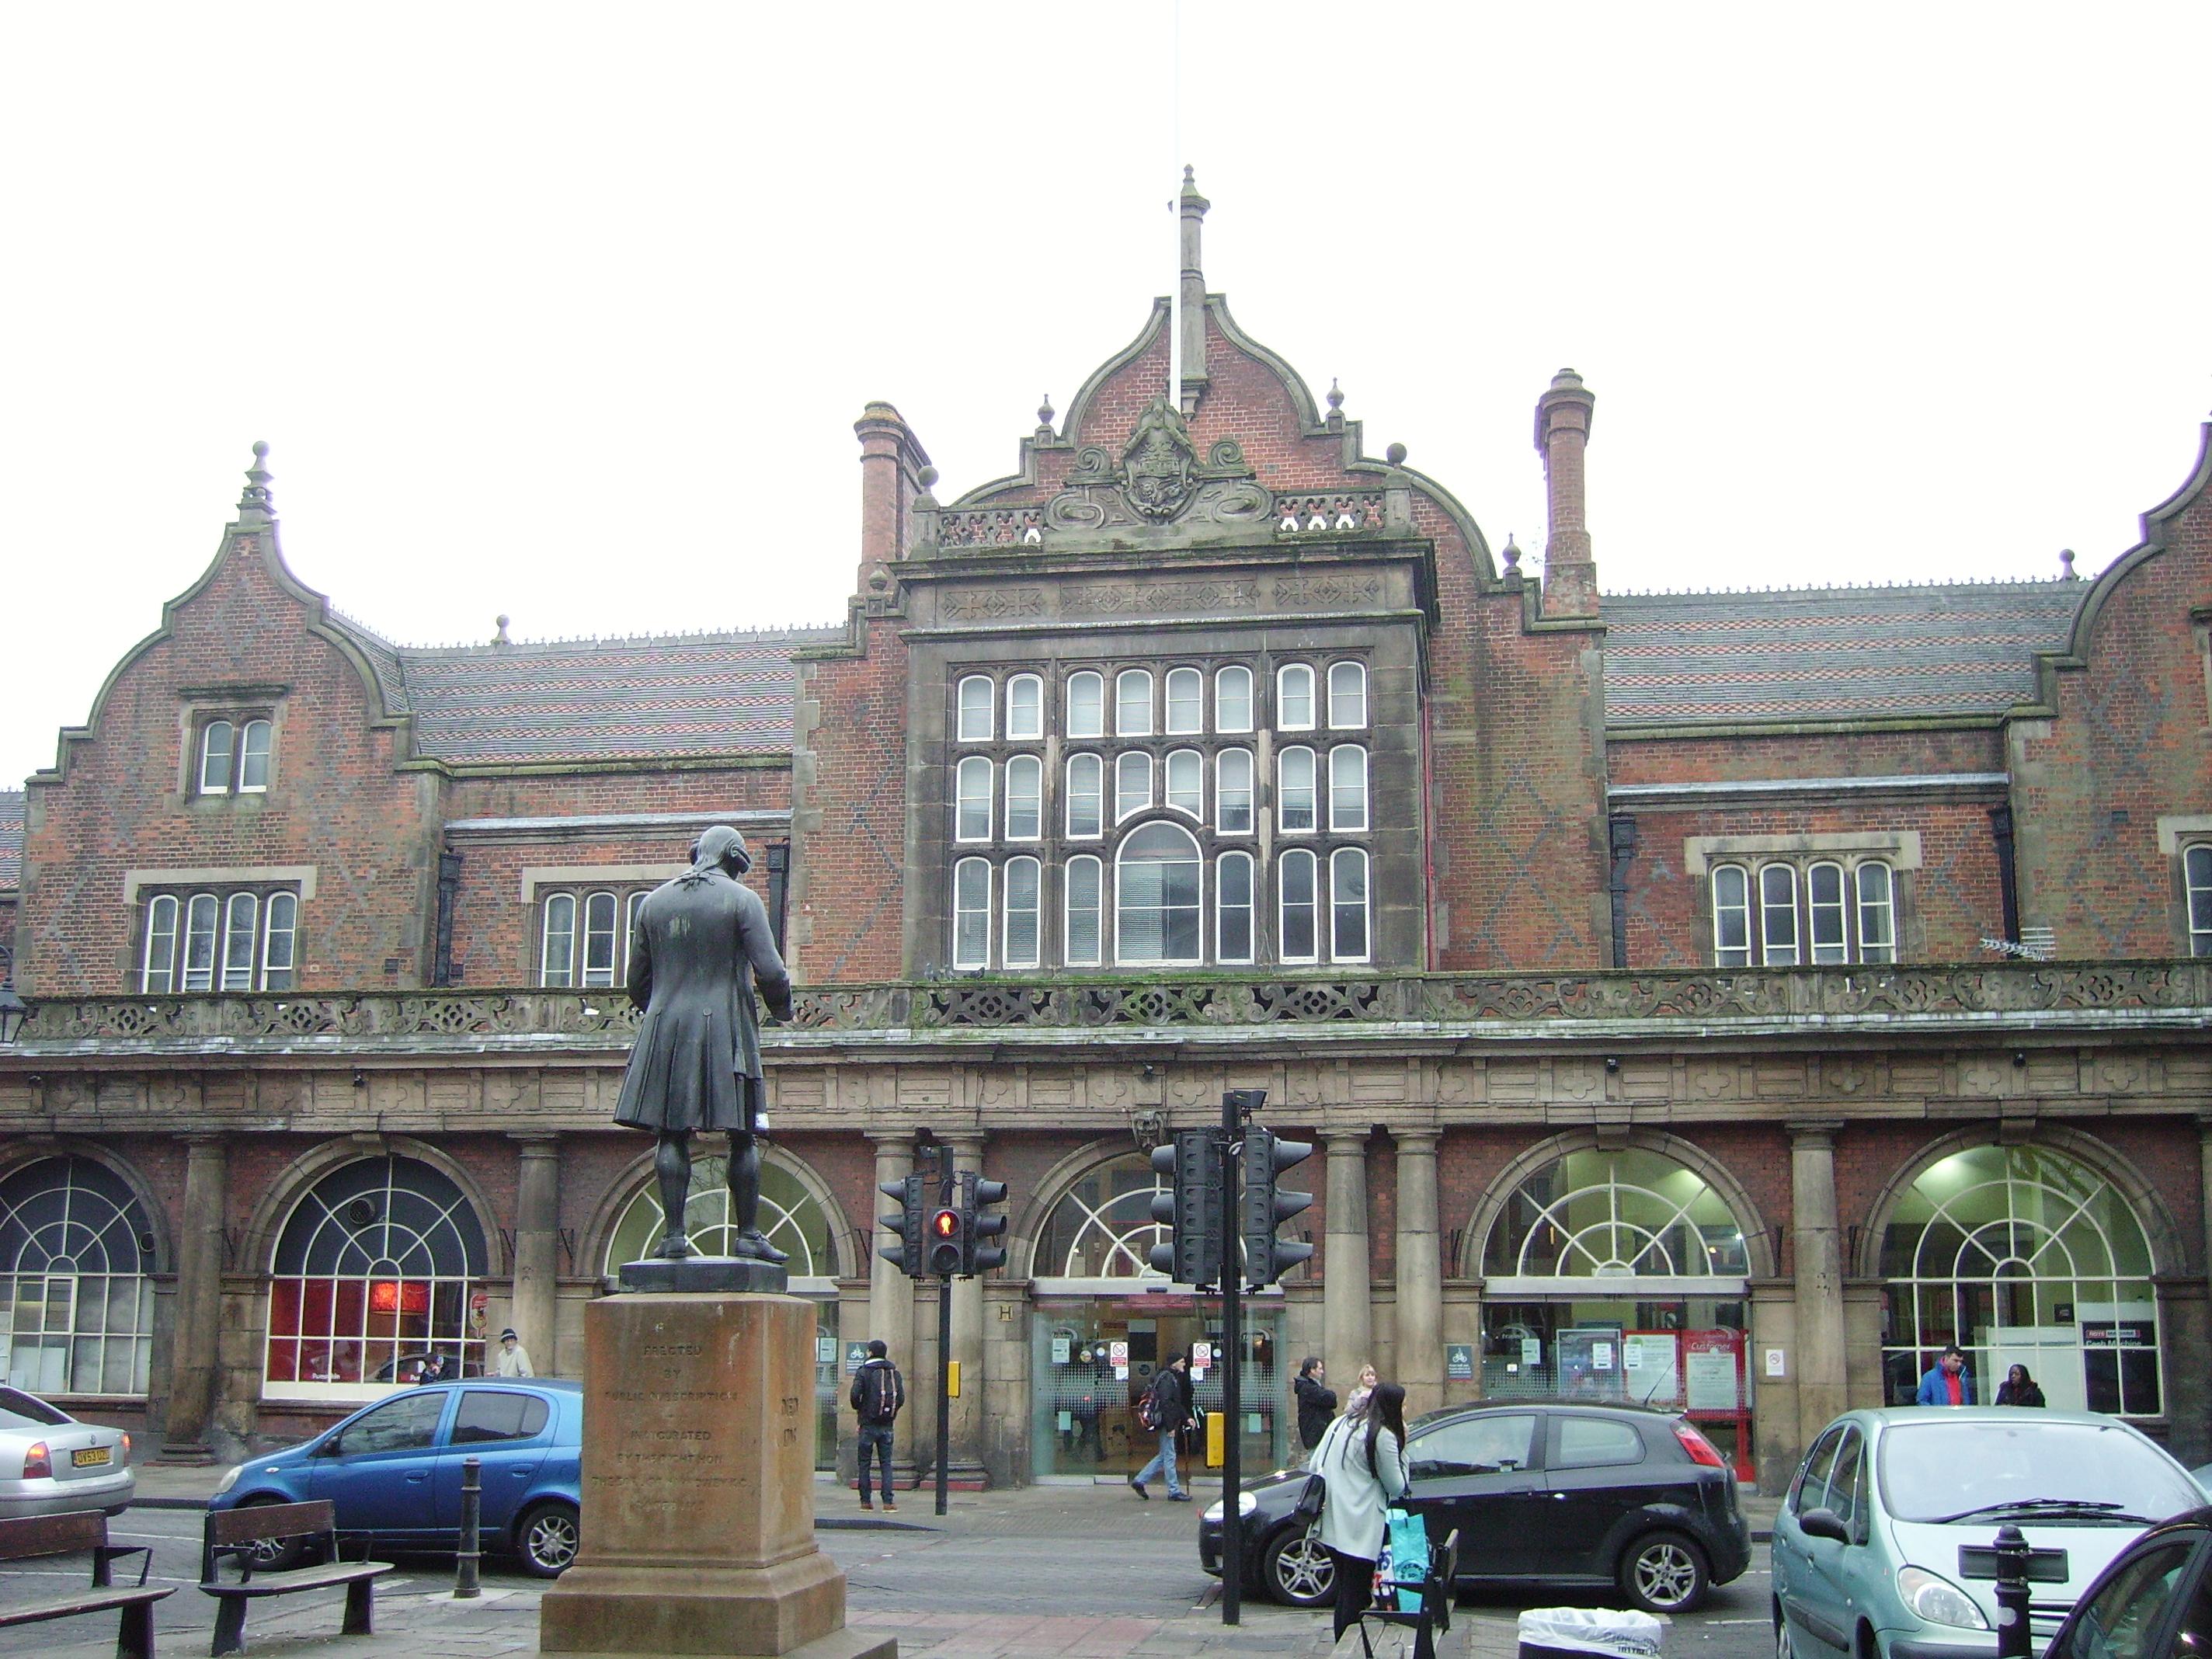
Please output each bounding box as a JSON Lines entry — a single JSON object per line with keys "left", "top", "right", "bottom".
{"left": 850, "top": 1339, "right": 904, "bottom": 1511}
{"left": 1129, "top": 1352, "right": 1192, "bottom": 1501}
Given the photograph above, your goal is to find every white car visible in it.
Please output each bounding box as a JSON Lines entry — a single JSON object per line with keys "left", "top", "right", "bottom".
{"left": 0, "top": 1385, "right": 134, "bottom": 1518}
{"left": 1773, "top": 1408, "right": 2203, "bottom": 1659}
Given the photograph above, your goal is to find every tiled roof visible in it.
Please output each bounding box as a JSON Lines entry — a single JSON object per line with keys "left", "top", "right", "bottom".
{"left": 1600, "top": 581, "right": 2088, "bottom": 723}
{"left": 0, "top": 789, "right": 22, "bottom": 891}
{"left": 391, "top": 630, "right": 841, "bottom": 763}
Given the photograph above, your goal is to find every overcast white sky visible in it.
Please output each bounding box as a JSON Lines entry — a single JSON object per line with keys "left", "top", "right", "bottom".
{"left": 4, "top": 5, "right": 2208, "bottom": 786}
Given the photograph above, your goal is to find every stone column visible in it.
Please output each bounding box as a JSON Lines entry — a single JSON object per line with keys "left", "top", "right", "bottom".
{"left": 510, "top": 1134, "right": 561, "bottom": 1374}
{"left": 946, "top": 1133, "right": 988, "bottom": 1482}
{"left": 1323, "top": 1129, "right": 1374, "bottom": 1394}
{"left": 866, "top": 1131, "right": 919, "bottom": 1487}
{"left": 1790, "top": 1120, "right": 1849, "bottom": 1435}
{"left": 161, "top": 1134, "right": 228, "bottom": 1462}
{"left": 1393, "top": 1129, "right": 1446, "bottom": 1415}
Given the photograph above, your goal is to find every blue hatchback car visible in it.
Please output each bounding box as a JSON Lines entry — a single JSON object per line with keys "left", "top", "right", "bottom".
{"left": 210, "top": 1379, "right": 583, "bottom": 1577}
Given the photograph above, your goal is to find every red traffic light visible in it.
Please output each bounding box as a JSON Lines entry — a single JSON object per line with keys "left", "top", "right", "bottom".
{"left": 930, "top": 1209, "right": 962, "bottom": 1239}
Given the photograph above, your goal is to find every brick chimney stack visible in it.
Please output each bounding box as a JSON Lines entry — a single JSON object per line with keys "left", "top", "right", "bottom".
{"left": 853, "top": 402, "right": 932, "bottom": 579}
{"left": 1535, "top": 367, "right": 1599, "bottom": 618}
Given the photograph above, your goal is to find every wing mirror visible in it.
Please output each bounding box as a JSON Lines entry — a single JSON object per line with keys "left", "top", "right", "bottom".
{"left": 1798, "top": 1507, "right": 1852, "bottom": 1546}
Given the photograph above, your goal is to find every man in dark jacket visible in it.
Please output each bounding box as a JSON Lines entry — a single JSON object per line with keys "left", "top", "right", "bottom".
{"left": 1129, "top": 1354, "right": 1192, "bottom": 1501}
{"left": 849, "top": 1340, "right": 904, "bottom": 1511}
{"left": 614, "top": 826, "right": 794, "bottom": 1262}
{"left": 1294, "top": 1355, "right": 1336, "bottom": 1452}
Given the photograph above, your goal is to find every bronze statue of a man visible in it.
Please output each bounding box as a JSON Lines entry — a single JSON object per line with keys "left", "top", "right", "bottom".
{"left": 613, "top": 826, "right": 794, "bottom": 1262}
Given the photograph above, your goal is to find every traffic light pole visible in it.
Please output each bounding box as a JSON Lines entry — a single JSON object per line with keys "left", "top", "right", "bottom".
{"left": 1218, "top": 1094, "right": 1244, "bottom": 1628}
{"left": 934, "top": 1141, "right": 955, "bottom": 1518}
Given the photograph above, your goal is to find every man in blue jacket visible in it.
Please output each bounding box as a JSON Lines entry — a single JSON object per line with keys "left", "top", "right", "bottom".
{"left": 1916, "top": 1344, "right": 1975, "bottom": 1406}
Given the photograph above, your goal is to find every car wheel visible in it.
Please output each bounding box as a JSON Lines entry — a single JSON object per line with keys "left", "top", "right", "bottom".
{"left": 1263, "top": 1523, "right": 1335, "bottom": 1608}
{"left": 238, "top": 1496, "right": 311, "bottom": 1571}
{"left": 516, "top": 1501, "right": 579, "bottom": 1577}
{"left": 1776, "top": 1609, "right": 1796, "bottom": 1659}
{"left": 1619, "top": 1529, "right": 1709, "bottom": 1614}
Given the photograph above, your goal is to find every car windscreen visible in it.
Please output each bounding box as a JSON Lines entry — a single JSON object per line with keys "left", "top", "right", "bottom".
{"left": 0, "top": 1387, "right": 71, "bottom": 1428}
{"left": 1880, "top": 1421, "right": 2202, "bottom": 1523}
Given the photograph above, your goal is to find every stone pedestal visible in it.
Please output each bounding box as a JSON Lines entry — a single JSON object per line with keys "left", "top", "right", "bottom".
{"left": 539, "top": 1288, "right": 894, "bottom": 1659}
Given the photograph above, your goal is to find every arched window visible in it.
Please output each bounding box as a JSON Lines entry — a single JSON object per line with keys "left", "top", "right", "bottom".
{"left": 1880, "top": 1144, "right": 2161, "bottom": 1416}
{"left": 1217, "top": 851, "right": 1256, "bottom": 963}
{"left": 1216, "top": 666, "right": 1254, "bottom": 733}
{"left": 1330, "top": 847, "right": 1369, "bottom": 962}
{"left": 1280, "top": 849, "right": 1320, "bottom": 962}
{"left": 1216, "top": 748, "right": 1254, "bottom": 834}
{"left": 1278, "top": 747, "right": 1316, "bottom": 834}
{"left": 1115, "top": 752, "right": 1153, "bottom": 823}
{"left": 1006, "top": 674, "right": 1044, "bottom": 741}
{"left": 221, "top": 892, "right": 259, "bottom": 990}
{"left": 1066, "top": 753, "right": 1104, "bottom": 838}
{"left": 606, "top": 1156, "right": 835, "bottom": 1282}
{"left": 1759, "top": 864, "right": 1799, "bottom": 965}
{"left": 581, "top": 892, "right": 620, "bottom": 987}
{"left": 1066, "top": 671, "right": 1104, "bottom": 739}
{"left": 1164, "top": 749, "right": 1203, "bottom": 818}
{"left": 952, "top": 858, "right": 992, "bottom": 969}
{"left": 1003, "top": 857, "right": 1042, "bottom": 969}
{"left": 1033, "top": 1153, "right": 1173, "bottom": 1281}
{"left": 199, "top": 720, "right": 235, "bottom": 793}
{"left": 142, "top": 896, "right": 180, "bottom": 993}
{"left": 1065, "top": 855, "right": 1104, "bottom": 967}
{"left": 0, "top": 1157, "right": 156, "bottom": 1395}
{"left": 1711, "top": 866, "right": 1751, "bottom": 968}
{"left": 1165, "top": 667, "right": 1203, "bottom": 734}
{"left": 1857, "top": 862, "right": 1896, "bottom": 962}
{"left": 956, "top": 675, "right": 993, "bottom": 743}
{"left": 541, "top": 893, "right": 578, "bottom": 986}
{"left": 1328, "top": 745, "right": 1369, "bottom": 832}
{"left": 955, "top": 756, "right": 993, "bottom": 843}
{"left": 266, "top": 1154, "right": 489, "bottom": 1397}
{"left": 1005, "top": 755, "right": 1043, "bottom": 841}
{"left": 1277, "top": 663, "right": 1315, "bottom": 730}
{"left": 1116, "top": 823, "right": 1202, "bottom": 965}
{"left": 1483, "top": 1148, "right": 1751, "bottom": 1282}
{"left": 1115, "top": 670, "right": 1153, "bottom": 736}
{"left": 263, "top": 892, "right": 298, "bottom": 989}
{"left": 182, "top": 894, "right": 220, "bottom": 992}
{"left": 238, "top": 719, "right": 273, "bottom": 791}
{"left": 1327, "top": 662, "right": 1367, "bottom": 729}
{"left": 1808, "top": 862, "right": 1849, "bottom": 964}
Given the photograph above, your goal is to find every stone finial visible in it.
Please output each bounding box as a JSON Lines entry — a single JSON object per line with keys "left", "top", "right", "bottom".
{"left": 237, "top": 440, "right": 275, "bottom": 520}
{"left": 1177, "top": 165, "right": 1209, "bottom": 412}
{"left": 1386, "top": 442, "right": 1408, "bottom": 467}
{"left": 494, "top": 614, "right": 511, "bottom": 645}
{"left": 1326, "top": 378, "right": 1345, "bottom": 429}
{"left": 916, "top": 464, "right": 939, "bottom": 499}
{"left": 1036, "top": 394, "right": 1055, "bottom": 438}
{"left": 1502, "top": 534, "right": 1522, "bottom": 574}
{"left": 2058, "top": 548, "right": 2077, "bottom": 580}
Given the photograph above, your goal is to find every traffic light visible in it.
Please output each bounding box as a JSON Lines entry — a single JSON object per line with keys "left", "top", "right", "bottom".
{"left": 927, "top": 1204, "right": 965, "bottom": 1278}
{"left": 965, "top": 1174, "right": 1010, "bottom": 1275}
{"left": 1242, "top": 1127, "right": 1315, "bottom": 1289}
{"left": 1146, "top": 1131, "right": 1224, "bottom": 1288}
{"left": 878, "top": 1174, "right": 926, "bottom": 1279}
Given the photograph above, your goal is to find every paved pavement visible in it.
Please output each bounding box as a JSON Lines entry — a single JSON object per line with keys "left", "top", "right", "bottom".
{"left": 0, "top": 1462, "right": 1782, "bottom": 1658}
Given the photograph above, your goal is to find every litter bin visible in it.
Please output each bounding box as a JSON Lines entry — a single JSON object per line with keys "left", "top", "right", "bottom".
{"left": 1518, "top": 1606, "right": 1668, "bottom": 1659}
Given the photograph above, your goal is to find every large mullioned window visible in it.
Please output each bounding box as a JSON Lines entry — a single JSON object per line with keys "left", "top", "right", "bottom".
{"left": 1711, "top": 858, "right": 1896, "bottom": 967}
{"left": 141, "top": 888, "right": 298, "bottom": 993}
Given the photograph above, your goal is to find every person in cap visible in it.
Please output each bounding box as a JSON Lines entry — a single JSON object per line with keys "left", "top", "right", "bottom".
{"left": 496, "top": 1327, "right": 534, "bottom": 1377}
{"left": 612, "top": 826, "right": 795, "bottom": 1262}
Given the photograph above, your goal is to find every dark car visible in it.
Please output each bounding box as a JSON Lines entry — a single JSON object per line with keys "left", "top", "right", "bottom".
{"left": 2040, "top": 1507, "right": 2212, "bottom": 1659}
{"left": 210, "top": 1379, "right": 582, "bottom": 1577}
{"left": 1201, "top": 1402, "right": 1751, "bottom": 1612}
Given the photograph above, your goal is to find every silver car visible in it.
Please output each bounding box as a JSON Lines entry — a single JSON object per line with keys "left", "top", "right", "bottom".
{"left": 0, "top": 1385, "right": 135, "bottom": 1518}
{"left": 1774, "top": 1408, "right": 2203, "bottom": 1659}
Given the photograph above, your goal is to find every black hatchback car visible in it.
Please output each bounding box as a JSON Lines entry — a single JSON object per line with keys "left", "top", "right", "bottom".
{"left": 1201, "top": 1403, "right": 1751, "bottom": 1612}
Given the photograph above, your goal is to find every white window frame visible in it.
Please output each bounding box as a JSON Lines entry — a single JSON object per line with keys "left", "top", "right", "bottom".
{"left": 142, "top": 895, "right": 180, "bottom": 992}
{"left": 2188, "top": 844, "right": 2212, "bottom": 958}
{"left": 1006, "top": 673, "right": 1044, "bottom": 741}
{"left": 1066, "top": 753, "right": 1104, "bottom": 839}
{"left": 182, "top": 893, "right": 220, "bottom": 992}
{"left": 952, "top": 857, "right": 993, "bottom": 969}
{"left": 1277, "top": 663, "right": 1316, "bottom": 731}
{"left": 1065, "top": 854, "right": 1104, "bottom": 967}
{"left": 1216, "top": 850, "right": 1256, "bottom": 965}
{"left": 1066, "top": 671, "right": 1105, "bottom": 739}
{"left": 1114, "top": 822, "right": 1204, "bottom": 968}
{"left": 1857, "top": 861, "right": 1897, "bottom": 962}
{"left": 1115, "top": 751, "right": 1153, "bottom": 823}
{"left": 263, "top": 891, "right": 298, "bottom": 987}
{"left": 1003, "top": 856, "right": 1042, "bottom": 969}
{"left": 955, "top": 755, "right": 994, "bottom": 843}
{"left": 1278, "top": 849, "right": 1320, "bottom": 964}
{"left": 1004, "top": 754, "right": 1044, "bottom": 842}
{"left": 1163, "top": 748, "right": 1204, "bottom": 819}
{"left": 1758, "top": 862, "right": 1800, "bottom": 965}
{"left": 1808, "top": 861, "right": 1849, "bottom": 965}
{"left": 542, "top": 893, "right": 578, "bottom": 987}
{"left": 198, "top": 720, "right": 235, "bottom": 794}
{"left": 221, "top": 892, "right": 259, "bottom": 990}
{"left": 1711, "top": 866, "right": 1751, "bottom": 969}
{"left": 1216, "top": 747, "right": 1254, "bottom": 835}
{"left": 1115, "top": 669, "right": 1153, "bottom": 736}
{"left": 238, "top": 719, "right": 273, "bottom": 791}
{"left": 1330, "top": 847, "right": 1371, "bottom": 963}
{"left": 1165, "top": 667, "right": 1203, "bottom": 735}
{"left": 1328, "top": 744, "right": 1369, "bottom": 833}
{"left": 581, "top": 891, "right": 620, "bottom": 987}
{"left": 956, "top": 675, "right": 994, "bottom": 743}
{"left": 1215, "top": 665, "right": 1254, "bottom": 733}
{"left": 1327, "top": 662, "right": 1368, "bottom": 730}
{"left": 1278, "top": 746, "right": 1317, "bottom": 834}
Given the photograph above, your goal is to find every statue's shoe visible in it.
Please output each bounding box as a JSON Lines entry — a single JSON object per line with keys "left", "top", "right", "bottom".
{"left": 734, "top": 1229, "right": 791, "bottom": 1265}
{"left": 655, "top": 1233, "right": 697, "bottom": 1260}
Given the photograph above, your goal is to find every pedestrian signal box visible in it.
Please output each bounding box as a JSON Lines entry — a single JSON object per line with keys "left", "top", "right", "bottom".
{"left": 927, "top": 1206, "right": 965, "bottom": 1277}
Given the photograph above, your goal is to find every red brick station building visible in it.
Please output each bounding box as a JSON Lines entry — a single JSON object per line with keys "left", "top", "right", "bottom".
{"left": 3, "top": 178, "right": 2210, "bottom": 1490}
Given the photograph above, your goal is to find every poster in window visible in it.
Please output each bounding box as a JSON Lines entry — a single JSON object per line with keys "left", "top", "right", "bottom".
{"left": 1622, "top": 1333, "right": 1682, "bottom": 1407}
{"left": 1556, "top": 1327, "right": 1625, "bottom": 1400}
{"left": 1683, "top": 1329, "right": 1743, "bottom": 1413}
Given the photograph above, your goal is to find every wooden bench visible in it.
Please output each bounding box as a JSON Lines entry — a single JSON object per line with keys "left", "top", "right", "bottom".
{"left": 1357, "top": 1526, "right": 1459, "bottom": 1659}
{"left": 199, "top": 1500, "right": 391, "bottom": 1657}
{"left": 0, "top": 1508, "right": 173, "bottom": 1659}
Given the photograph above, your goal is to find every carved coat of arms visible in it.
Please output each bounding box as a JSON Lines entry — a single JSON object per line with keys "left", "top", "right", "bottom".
{"left": 1122, "top": 401, "right": 1198, "bottom": 521}
{"left": 1044, "top": 398, "right": 1268, "bottom": 534}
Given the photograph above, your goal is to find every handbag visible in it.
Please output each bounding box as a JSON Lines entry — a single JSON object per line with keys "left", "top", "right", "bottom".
{"left": 1291, "top": 1470, "right": 1326, "bottom": 1528}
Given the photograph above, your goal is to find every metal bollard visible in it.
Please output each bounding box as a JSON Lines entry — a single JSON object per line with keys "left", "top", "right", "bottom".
{"left": 454, "top": 1455, "right": 482, "bottom": 1598}
{"left": 1991, "top": 1523, "right": 2031, "bottom": 1659}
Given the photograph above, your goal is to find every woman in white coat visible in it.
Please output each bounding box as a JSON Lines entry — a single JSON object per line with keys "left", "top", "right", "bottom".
{"left": 1310, "top": 1379, "right": 1411, "bottom": 1643}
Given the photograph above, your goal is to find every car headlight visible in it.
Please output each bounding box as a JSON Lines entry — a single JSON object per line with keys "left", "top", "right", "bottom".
{"left": 1898, "top": 1567, "right": 1990, "bottom": 1629}
{"left": 214, "top": 1465, "right": 241, "bottom": 1497}
{"left": 1202, "top": 1491, "right": 1260, "bottom": 1523}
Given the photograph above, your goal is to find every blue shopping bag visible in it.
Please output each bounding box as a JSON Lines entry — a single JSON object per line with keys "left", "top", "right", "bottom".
{"left": 1386, "top": 1508, "right": 1431, "bottom": 1614}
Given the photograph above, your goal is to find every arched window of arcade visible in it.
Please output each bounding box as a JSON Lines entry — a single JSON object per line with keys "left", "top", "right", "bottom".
{"left": 0, "top": 1157, "right": 158, "bottom": 1396}
{"left": 1480, "top": 1146, "right": 1754, "bottom": 1475}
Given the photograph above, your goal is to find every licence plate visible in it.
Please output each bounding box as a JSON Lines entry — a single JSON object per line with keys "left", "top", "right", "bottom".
{"left": 71, "top": 1446, "right": 111, "bottom": 1468}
